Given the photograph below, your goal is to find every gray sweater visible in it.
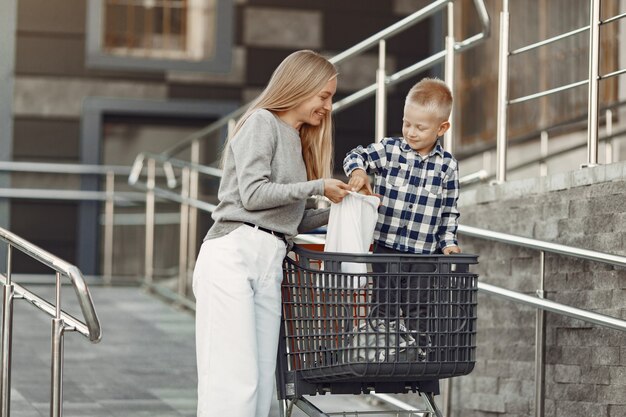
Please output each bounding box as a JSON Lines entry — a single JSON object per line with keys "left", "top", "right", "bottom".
{"left": 206, "top": 109, "right": 329, "bottom": 241}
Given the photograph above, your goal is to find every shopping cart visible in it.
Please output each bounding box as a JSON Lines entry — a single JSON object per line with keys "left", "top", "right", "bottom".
{"left": 276, "top": 245, "right": 479, "bottom": 417}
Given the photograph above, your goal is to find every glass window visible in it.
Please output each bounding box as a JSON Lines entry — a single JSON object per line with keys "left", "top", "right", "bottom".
{"left": 87, "top": 0, "right": 232, "bottom": 72}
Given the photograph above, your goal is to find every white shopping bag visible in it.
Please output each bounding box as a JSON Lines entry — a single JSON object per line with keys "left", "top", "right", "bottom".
{"left": 324, "top": 192, "right": 380, "bottom": 288}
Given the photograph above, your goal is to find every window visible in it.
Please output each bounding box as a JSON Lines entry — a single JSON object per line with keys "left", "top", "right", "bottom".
{"left": 87, "top": 0, "right": 232, "bottom": 72}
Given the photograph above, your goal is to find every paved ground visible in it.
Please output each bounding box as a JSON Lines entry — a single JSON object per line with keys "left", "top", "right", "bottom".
{"left": 5, "top": 284, "right": 432, "bottom": 417}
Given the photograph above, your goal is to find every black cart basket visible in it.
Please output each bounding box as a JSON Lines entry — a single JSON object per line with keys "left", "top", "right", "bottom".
{"left": 276, "top": 244, "right": 479, "bottom": 399}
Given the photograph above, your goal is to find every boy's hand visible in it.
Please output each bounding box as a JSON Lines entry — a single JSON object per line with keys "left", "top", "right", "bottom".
{"left": 443, "top": 246, "right": 461, "bottom": 255}
{"left": 323, "top": 179, "right": 351, "bottom": 203}
{"left": 348, "top": 169, "right": 373, "bottom": 195}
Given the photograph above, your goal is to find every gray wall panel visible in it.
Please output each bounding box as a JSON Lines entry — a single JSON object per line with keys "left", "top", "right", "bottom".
{"left": 17, "top": 0, "right": 85, "bottom": 34}
{"left": 16, "top": 35, "right": 86, "bottom": 77}
{"left": 13, "top": 118, "right": 80, "bottom": 161}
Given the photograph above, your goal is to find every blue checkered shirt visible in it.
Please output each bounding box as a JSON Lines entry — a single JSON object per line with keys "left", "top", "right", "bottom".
{"left": 343, "top": 137, "right": 460, "bottom": 254}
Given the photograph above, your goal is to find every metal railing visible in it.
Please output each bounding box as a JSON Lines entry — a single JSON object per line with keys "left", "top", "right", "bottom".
{"left": 158, "top": 0, "right": 490, "bottom": 160}
{"left": 456, "top": 100, "right": 626, "bottom": 183}
{"left": 0, "top": 161, "right": 173, "bottom": 283}
{"left": 457, "top": 224, "right": 626, "bottom": 417}
{"left": 495, "top": 0, "right": 626, "bottom": 182}
{"left": 0, "top": 227, "right": 101, "bottom": 417}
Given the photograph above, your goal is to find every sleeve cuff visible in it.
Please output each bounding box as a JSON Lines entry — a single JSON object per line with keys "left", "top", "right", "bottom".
{"left": 315, "top": 179, "right": 325, "bottom": 196}
{"left": 440, "top": 239, "right": 458, "bottom": 250}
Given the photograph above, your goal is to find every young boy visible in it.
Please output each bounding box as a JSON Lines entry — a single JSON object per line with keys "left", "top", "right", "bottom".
{"left": 343, "top": 78, "right": 461, "bottom": 391}
{"left": 344, "top": 77, "right": 460, "bottom": 256}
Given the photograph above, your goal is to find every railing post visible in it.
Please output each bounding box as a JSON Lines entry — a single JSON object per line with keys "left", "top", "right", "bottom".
{"left": 178, "top": 167, "right": 190, "bottom": 299}
{"left": 535, "top": 251, "right": 546, "bottom": 417}
{"left": 50, "top": 272, "right": 64, "bottom": 417}
{"left": 186, "top": 140, "right": 200, "bottom": 286}
{"left": 375, "top": 40, "right": 387, "bottom": 142}
{"left": 495, "top": 0, "right": 510, "bottom": 183}
{"left": 145, "top": 158, "right": 156, "bottom": 286}
{"left": 605, "top": 109, "right": 613, "bottom": 164}
{"left": 482, "top": 150, "right": 492, "bottom": 176}
{"left": 1, "top": 246, "right": 13, "bottom": 417}
{"left": 103, "top": 171, "right": 115, "bottom": 285}
{"left": 540, "top": 131, "right": 549, "bottom": 176}
{"left": 585, "top": 0, "right": 601, "bottom": 167}
{"left": 444, "top": 1, "right": 455, "bottom": 152}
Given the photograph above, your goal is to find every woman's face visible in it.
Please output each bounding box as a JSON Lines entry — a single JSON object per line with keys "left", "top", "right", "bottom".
{"left": 285, "top": 77, "right": 337, "bottom": 130}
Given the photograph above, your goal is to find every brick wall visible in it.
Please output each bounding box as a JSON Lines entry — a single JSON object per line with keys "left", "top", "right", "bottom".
{"left": 449, "top": 162, "right": 626, "bottom": 417}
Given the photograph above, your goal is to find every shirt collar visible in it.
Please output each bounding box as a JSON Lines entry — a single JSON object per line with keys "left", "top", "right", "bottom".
{"left": 399, "top": 137, "right": 445, "bottom": 158}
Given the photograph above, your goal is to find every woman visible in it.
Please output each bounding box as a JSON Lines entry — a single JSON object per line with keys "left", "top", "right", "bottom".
{"left": 192, "top": 50, "right": 351, "bottom": 417}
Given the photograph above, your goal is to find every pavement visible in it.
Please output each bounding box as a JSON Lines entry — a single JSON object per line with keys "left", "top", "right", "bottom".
{"left": 4, "top": 284, "right": 431, "bottom": 417}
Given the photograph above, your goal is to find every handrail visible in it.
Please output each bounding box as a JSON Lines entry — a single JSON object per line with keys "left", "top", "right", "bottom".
{"left": 328, "top": 0, "right": 450, "bottom": 64}
{"left": 1, "top": 227, "right": 101, "bottom": 417}
{"left": 0, "top": 160, "right": 173, "bottom": 178}
{"left": 131, "top": 181, "right": 218, "bottom": 213}
{"left": 509, "top": 25, "right": 590, "bottom": 56}
{"left": 602, "top": 11, "right": 626, "bottom": 25}
{"left": 495, "top": 0, "right": 626, "bottom": 180}
{"left": 0, "top": 161, "right": 133, "bottom": 176}
{"left": 294, "top": 224, "right": 626, "bottom": 333}
{"left": 458, "top": 224, "right": 626, "bottom": 269}
{"left": 128, "top": 151, "right": 222, "bottom": 187}
{"left": 294, "top": 226, "right": 626, "bottom": 332}
{"left": 455, "top": 99, "right": 626, "bottom": 160}
{"left": 0, "top": 227, "right": 101, "bottom": 342}
{"left": 159, "top": 0, "right": 490, "bottom": 159}
{"left": 129, "top": 160, "right": 483, "bottom": 199}
{"left": 0, "top": 188, "right": 145, "bottom": 203}
{"left": 0, "top": 276, "right": 92, "bottom": 337}
{"left": 478, "top": 282, "right": 626, "bottom": 332}
{"left": 0, "top": 160, "right": 178, "bottom": 283}
{"left": 482, "top": 128, "right": 626, "bottom": 180}
{"left": 508, "top": 79, "right": 588, "bottom": 105}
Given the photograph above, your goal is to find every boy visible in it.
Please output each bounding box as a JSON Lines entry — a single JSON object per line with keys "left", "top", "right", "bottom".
{"left": 343, "top": 78, "right": 461, "bottom": 391}
{"left": 344, "top": 77, "right": 460, "bottom": 256}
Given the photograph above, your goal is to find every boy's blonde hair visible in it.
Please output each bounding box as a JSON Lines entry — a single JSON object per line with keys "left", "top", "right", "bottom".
{"left": 405, "top": 78, "right": 453, "bottom": 122}
{"left": 226, "top": 50, "right": 337, "bottom": 180}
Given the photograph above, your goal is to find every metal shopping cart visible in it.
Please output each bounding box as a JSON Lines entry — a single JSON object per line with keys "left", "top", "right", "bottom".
{"left": 276, "top": 245, "right": 479, "bottom": 417}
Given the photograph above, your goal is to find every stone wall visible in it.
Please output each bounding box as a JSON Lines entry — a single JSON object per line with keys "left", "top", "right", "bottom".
{"left": 449, "top": 162, "right": 626, "bottom": 417}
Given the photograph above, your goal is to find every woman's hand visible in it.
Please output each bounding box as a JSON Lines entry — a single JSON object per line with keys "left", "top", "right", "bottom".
{"left": 348, "top": 169, "right": 373, "bottom": 195}
{"left": 323, "top": 179, "right": 351, "bottom": 203}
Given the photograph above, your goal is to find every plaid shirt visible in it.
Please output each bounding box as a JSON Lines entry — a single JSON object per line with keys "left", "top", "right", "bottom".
{"left": 343, "top": 137, "right": 460, "bottom": 254}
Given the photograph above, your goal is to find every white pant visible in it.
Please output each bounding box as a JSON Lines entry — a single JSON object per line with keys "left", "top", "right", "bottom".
{"left": 193, "top": 225, "right": 287, "bottom": 417}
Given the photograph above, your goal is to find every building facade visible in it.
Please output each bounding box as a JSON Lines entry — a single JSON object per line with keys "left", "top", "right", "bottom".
{"left": 1, "top": 0, "right": 437, "bottom": 275}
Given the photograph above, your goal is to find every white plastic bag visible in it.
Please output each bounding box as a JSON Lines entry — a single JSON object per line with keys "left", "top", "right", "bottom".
{"left": 349, "top": 318, "right": 423, "bottom": 362}
{"left": 324, "top": 192, "right": 380, "bottom": 287}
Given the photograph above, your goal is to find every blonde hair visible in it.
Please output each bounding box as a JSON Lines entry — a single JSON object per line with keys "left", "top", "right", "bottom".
{"left": 224, "top": 50, "right": 337, "bottom": 180}
{"left": 405, "top": 78, "right": 453, "bottom": 122}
